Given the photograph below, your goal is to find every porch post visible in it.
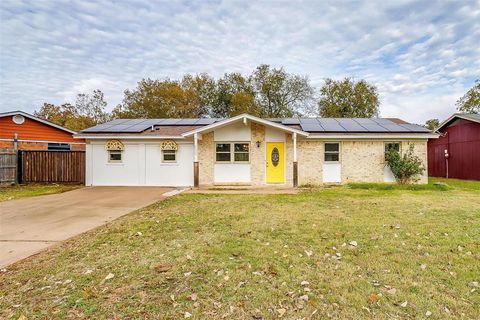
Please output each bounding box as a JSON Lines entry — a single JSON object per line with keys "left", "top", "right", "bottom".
{"left": 293, "top": 132, "right": 298, "bottom": 187}
{"left": 194, "top": 133, "right": 199, "bottom": 188}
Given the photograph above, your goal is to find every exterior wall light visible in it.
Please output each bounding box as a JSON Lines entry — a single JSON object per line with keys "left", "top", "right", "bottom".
{"left": 256, "top": 141, "right": 261, "bottom": 148}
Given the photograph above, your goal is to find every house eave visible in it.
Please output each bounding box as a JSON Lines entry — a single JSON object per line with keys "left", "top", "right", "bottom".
{"left": 306, "top": 133, "right": 439, "bottom": 139}
{"left": 73, "top": 134, "right": 186, "bottom": 140}
{"left": 181, "top": 113, "right": 309, "bottom": 137}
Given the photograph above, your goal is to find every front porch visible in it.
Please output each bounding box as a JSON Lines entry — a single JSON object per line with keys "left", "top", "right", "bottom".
{"left": 182, "top": 114, "right": 305, "bottom": 188}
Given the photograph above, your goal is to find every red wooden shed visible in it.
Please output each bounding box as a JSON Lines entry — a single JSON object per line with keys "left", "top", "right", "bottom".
{"left": 428, "top": 113, "right": 480, "bottom": 181}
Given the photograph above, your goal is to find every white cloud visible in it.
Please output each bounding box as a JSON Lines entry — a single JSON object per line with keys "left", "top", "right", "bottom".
{"left": 0, "top": 0, "right": 478, "bottom": 123}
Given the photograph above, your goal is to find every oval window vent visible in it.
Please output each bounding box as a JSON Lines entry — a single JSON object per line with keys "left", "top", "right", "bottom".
{"left": 12, "top": 115, "right": 25, "bottom": 124}
{"left": 271, "top": 147, "right": 279, "bottom": 167}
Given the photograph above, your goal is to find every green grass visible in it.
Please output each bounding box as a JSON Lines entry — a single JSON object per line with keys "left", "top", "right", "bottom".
{"left": 0, "top": 184, "right": 82, "bottom": 202}
{"left": 1, "top": 181, "right": 479, "bottom": 319}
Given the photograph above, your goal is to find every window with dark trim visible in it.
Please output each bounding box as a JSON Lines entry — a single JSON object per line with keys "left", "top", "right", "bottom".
{"left": 234, "top": 143, "right": 249, "bottom": 162}
{"left": 324, "top": 143, "right": 340, "bottom": 162}
{"left": 215, "top": 142, "right": 250, "bottom": 162}
{"left": 47, "top": 143, "right": 71, "bottom": 151}
{"left": 162, "top": 149, "right": 176, "bottom": 162}
{"left": 108, "top": 150, "right": 122, "bottom": 163}
{"left": 384, "top": 142, "right": 401, "bottom": 159}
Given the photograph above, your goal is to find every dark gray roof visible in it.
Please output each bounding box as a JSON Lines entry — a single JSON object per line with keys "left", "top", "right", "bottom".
{"left": 81, "top": 117, "right": 430, "bottom": 134}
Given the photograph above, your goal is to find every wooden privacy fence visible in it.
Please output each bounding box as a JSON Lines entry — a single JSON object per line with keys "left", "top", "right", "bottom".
{"left": 0, "top": 150, "right": 17, "bottom": 183}
{"left": 19, "top": 151, "right": 85, "bottom": 184}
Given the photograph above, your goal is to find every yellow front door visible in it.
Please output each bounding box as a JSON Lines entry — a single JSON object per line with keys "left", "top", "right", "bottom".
{"left": 266, "top": 142, "right": 285, "bottom": 184}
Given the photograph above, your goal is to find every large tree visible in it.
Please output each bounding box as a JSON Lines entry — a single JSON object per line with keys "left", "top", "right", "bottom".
{"left": 318, "top": 78, "right": 380, "bottom": 118}
{"left": 456, "top": 80, "right": 479, "bottom": 114}
{"left": 112, "top": 76, "right": 216, "bottom": 119}
{"left": 250, "top": 64, "right": 314, "bottom": 117}
{"left": 114, "top": 65, "right": 314, "bottom": 119}
{"left": 35, "top": 90, "right": 110, "bottom": 131}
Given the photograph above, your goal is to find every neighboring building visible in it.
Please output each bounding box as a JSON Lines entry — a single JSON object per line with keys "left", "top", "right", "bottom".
{"left": 75, "top": 114, "right": 436, "bottom": 187}
{"left": 0, "top": 111, "right": 85, "bottom": 151}
{"left": 428, "top": 113, "right": 480, "bottom": 181}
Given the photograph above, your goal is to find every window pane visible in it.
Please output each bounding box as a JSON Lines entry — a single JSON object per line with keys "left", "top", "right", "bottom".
{"left": 216, "top": 143, "right": 231, "bottom": 152}
{"left": 385, "top": 143, "right": 400, "bottom": 153}
{"left": 163, "top": 150, "right": 176, "bottom": 161}
{"left": 324, "top": 153, "right": 339, "bottom": 162}
{"left": 325, "top": 143, "right": 339, "bottom": 152}
{"left": 234, "top": 153, "right": 249, "bottom": 162}
{"left": 109, "top": 152, "right": 122, "bottom": 161}
{"left": 48, "top": 143, "right": 71, "bottom": 151}
{"left": 163, "top": 154, "right": 176, "bottom": 161}
{"left": 234, "top": 143, "right": 249, "bottom": 152}
{"left": 216, "top": 153, "right": 231, "bottom": 162}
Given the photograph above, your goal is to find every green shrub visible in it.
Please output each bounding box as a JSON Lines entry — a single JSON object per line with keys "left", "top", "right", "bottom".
{"left": 385, "top": 144, "right": 425, "bottom": 184}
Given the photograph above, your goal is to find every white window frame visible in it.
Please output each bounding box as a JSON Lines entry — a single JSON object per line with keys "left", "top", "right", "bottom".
{"left": 324, "top": 142, "right": 340, "bottom": 163}
{"left": 108, "top": 150, "right": 123, "bottom": 163}
{"left": 215, "top": 142, "right": 250, "bottom": 163}
{"left": 384, "top": 141, "right": 401, "bottom": 161}
{"left": 162, "top": 149, "right": 177, "bottom": 163}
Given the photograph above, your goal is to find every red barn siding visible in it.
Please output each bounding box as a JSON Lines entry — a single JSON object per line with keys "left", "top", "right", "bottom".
{"left": 428, "top": 119, "right": 480, "bottom": 180}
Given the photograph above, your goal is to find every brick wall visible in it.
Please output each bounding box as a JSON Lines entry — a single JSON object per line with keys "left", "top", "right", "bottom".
{"left": 198, "top": 132, "right": 214, "bottom": 186}
{"left": 0, "top": 140, "right": 85, "bottom": 151}
{"left": 297, "top": 140, "right": 324, "bottom": 186}
{"left": 296, "top": 139, "right": 428, "bottom": 185}
{"left": 250, "top": 123, "right": 265, "bottom": 185}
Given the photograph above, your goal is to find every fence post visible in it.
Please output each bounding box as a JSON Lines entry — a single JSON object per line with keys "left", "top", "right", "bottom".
{"left": 17, "top": 150, "right": 23, "bottom": 184}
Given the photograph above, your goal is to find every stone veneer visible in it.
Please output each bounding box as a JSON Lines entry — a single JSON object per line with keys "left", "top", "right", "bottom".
{"left": 198, "top": 131, "right": 214, "bottom": 186}
{"left": 250, "top": 123, "right": 265, "bottom": 185}
{"left": 296, "top": 140, "right": 324, "bottom": 186}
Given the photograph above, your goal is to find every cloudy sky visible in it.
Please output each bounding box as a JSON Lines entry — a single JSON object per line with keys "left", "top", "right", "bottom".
{"left": 1, "top": 0, "right": 479, "bottom": 123}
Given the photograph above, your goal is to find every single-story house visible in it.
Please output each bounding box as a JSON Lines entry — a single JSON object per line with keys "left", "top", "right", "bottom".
{"left": 0, "top": 111, "right": 85, "bottom": 151}
{"left": 428, "top": 113, "right": 480, "bottom": 181}
{"left": 75, "top": 114, "right": 436, "bottom": 187}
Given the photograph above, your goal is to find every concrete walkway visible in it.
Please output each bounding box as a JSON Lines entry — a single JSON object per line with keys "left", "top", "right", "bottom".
{"left": 0, "top": 186, "right": 173, "bottom": 268}
{"left": 186, "top": 186, "right": 299, "bottom": 194}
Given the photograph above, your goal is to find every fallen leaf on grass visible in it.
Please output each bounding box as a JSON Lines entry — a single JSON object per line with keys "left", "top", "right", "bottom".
{"left": 277, "top": 308, "right": 286, "bottom": 317}
{"left": 154, "top": 264, "right": 172, "bottom": 273}
{"left": 367, "top": 293, "right": 379, "bottom": 303}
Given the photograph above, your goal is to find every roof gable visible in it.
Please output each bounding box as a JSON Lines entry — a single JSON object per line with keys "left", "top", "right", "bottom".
{"left": 436, "top": 113, "right": 480, "bottom": 131}
{"left": 0, "top": 111, "right": 77, "bottom": 134}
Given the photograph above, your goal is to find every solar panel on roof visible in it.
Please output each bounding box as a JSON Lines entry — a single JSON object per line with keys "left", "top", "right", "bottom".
{"left": 381, "top": 124, "right": 410, "bottom": 132}
{"left": 195, "top": 118, "right": 220, "bottom": 125}
{"left": 118, "top": 125, "right": 152, "bottom": 132}
{"left": 104, "top": 119, "right": 131, "bottom": 125}
{"left": 336, "top": 119, "right": 367, "bottom": 132}
{"left": 281, "top": 118, "right": 300, "bottom": 125}
{"left": 300, "top": 123, "right": 325, "bottom": 132}
{"left": 371, "top": 118, "right": 394, "bottom": 125}
{"left": 361, "top": 124, "right": 389, "bottom": 132}
{"left": 398, "top": 124, "right": 430, "bottom": 132}
{"left": 174, "top": 119, "right": 199, "bottom": 125}
{"left": 318, "top": 120, "right": 346, "bottom": 132}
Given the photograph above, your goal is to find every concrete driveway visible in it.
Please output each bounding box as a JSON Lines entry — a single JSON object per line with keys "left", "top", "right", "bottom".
{"left": 0, "top": 186, "right": 174, "bottom": 268}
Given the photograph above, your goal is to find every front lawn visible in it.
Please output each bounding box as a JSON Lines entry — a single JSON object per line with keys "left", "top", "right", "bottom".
{"left": 0, "top": 184, "right": 82, "bottom": 202}
{"left": 1, "top": 181, "right": 479, "bottom": 319}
